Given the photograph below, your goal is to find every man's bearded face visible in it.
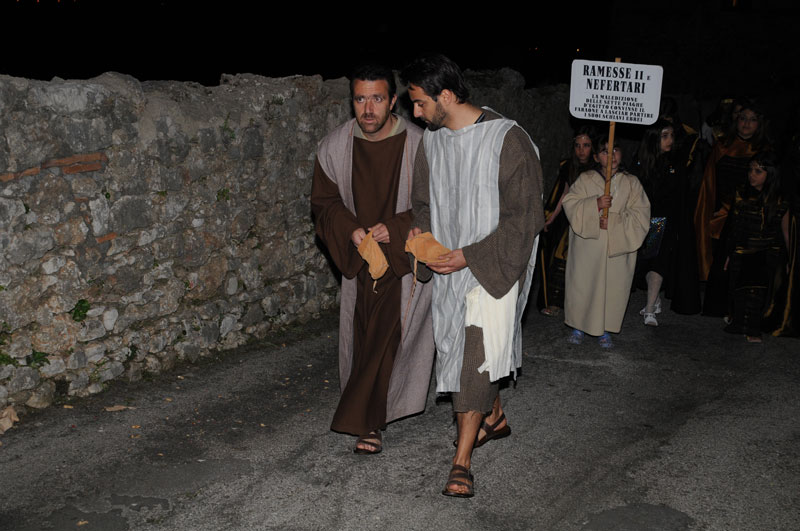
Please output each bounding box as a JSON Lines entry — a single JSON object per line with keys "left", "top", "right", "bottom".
{"left": 409, "top": 84, "right": 447, "bottom": 131}
{"left": 352, "top": 79, "right": 396, "bottom": 140}
{"left": 425, "top": 101, "right": 447, "bottom": 131}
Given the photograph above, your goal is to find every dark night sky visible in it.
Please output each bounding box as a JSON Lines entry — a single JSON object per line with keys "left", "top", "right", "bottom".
{"left": 2, "top": 0, "right": 614, "bottom": 85}
{"left": 2, "top": 0, "right": 799, "bottom": 98}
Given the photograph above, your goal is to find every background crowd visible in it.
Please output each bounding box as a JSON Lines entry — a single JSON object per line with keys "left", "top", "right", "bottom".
{"left": 536, "top": 96, "right": 800, "bottom": 343}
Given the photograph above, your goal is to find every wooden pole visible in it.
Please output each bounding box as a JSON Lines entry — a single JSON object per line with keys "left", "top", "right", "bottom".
{"left": 602, "top": 57, "right": 622, "bottom": 219}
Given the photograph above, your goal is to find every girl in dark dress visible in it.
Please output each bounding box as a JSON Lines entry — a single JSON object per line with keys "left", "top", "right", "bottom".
{"left": 633, "top": 120, "right": 682, "bottom": 325}
{"left": 537, "top": 125, "right": 597, "bottom": 316}
{"left": 722, "top": 153, "right": 790, "bottom": 342}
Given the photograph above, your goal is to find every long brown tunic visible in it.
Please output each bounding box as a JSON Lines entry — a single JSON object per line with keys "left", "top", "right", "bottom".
{"left": 311, "top": 131, "right": 413, "bottom": 436}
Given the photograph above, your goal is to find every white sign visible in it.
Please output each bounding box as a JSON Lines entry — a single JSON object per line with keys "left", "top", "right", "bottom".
{"left": 569, "top": 60, "right": 663, "bottom": 125}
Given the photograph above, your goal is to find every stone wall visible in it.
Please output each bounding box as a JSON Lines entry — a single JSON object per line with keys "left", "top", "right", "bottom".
{"left": 0, "top": 70, "right": 571, "bottom": 412}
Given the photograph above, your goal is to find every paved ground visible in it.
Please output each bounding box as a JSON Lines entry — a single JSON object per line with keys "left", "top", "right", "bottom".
{"left": 1, "top": 290, "right": 799, "bottom": 531}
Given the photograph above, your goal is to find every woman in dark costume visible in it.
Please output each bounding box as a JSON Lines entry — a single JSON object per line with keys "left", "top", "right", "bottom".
{"left": 722, "top": 152, "right": 790, "bottom": 342}
{"left": 537, "top": 125, "right": 597, "bottom": 316}
{"left": 695, "top": 100, "right": 771, "bottom": 316}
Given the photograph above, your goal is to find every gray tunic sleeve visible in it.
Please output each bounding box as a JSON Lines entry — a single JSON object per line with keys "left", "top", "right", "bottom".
{"left": 462, "top": 126, "right": 544, "bottom": 299}
{"left": 411, "top": 139, "right": 431, "bottom": 233}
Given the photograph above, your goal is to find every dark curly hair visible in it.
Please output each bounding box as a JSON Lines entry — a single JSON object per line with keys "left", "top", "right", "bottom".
{"left": 400, "top": 53, "right": 470, "bottom": 103}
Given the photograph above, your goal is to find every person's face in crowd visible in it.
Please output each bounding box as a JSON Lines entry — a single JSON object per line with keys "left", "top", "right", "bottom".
{"left": 660, "top": 127, "right": 675, "bottom": 153}
{"left": 574, "top": 134, "right": 593, "bottom": 164}
{"left": 748, "top": 161, "right": 768, "bottom": 191}
{"left": 408, "top": 84, "right": 447, "bottom": 131}
{"left": 594, "top": 143, "right": 621, "bottom": 174}
{"left": 736, "top": 109, "right": 759, "bottom": 140}
{"left": 352, "top": 79, "right": 397, "bottom": 140}
{"left": 731, "top": 103, "right": 743, "bottom": 121}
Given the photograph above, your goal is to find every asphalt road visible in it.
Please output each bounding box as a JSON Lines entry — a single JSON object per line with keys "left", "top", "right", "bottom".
{"left": 1, "top": 290, "right": 798, "bottom": 531}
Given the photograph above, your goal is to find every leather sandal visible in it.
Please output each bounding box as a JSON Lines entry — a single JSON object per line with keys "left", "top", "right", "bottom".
{"left": 353, "top": 430, "right": 382, "bottom": 455}
{"left": 475, "top": 412, "right": 511, "bottom": 448}
{"left": 452, "top": 412, "right": 511, "bottom": 448}
{"left": 442, "top": 464, "right": 474, "bottom": 498}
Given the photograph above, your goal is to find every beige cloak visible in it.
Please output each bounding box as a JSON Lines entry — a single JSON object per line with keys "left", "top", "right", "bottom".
{"left": 562, "top": 170, "right": 650, "bottom": 336}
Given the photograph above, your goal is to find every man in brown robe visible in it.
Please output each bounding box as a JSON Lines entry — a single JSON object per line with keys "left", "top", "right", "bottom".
{"left": 310, "top": 63, "right": 434, "bottom": 454}
{"left": 402, "top": 54, "right": 544, "bottom": 497}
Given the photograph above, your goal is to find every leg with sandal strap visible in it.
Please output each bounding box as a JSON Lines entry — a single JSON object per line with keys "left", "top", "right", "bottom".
{"left": 442, "top": 326, "right": 508, "bottom": 497}
{"left": 452, "top": 395, "right": 511, "bottom": 448}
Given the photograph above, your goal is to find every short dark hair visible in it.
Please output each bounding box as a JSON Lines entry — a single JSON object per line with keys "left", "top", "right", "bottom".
{"left": 593, "top": 132, "right": 620, "bottom": 154}
{"left": 400, "top": 53, "right": 470, "bottom": 103}
{"left": 594, "top": 132, "right": 624, "bottom": 173}
{"left": 349, "top": 62, "right": 396, "bottom": 99}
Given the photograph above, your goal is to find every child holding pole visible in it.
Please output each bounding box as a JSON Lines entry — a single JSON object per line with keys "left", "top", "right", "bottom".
{"left": 562, "top": 134, "right": 651, "bottom": 347}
